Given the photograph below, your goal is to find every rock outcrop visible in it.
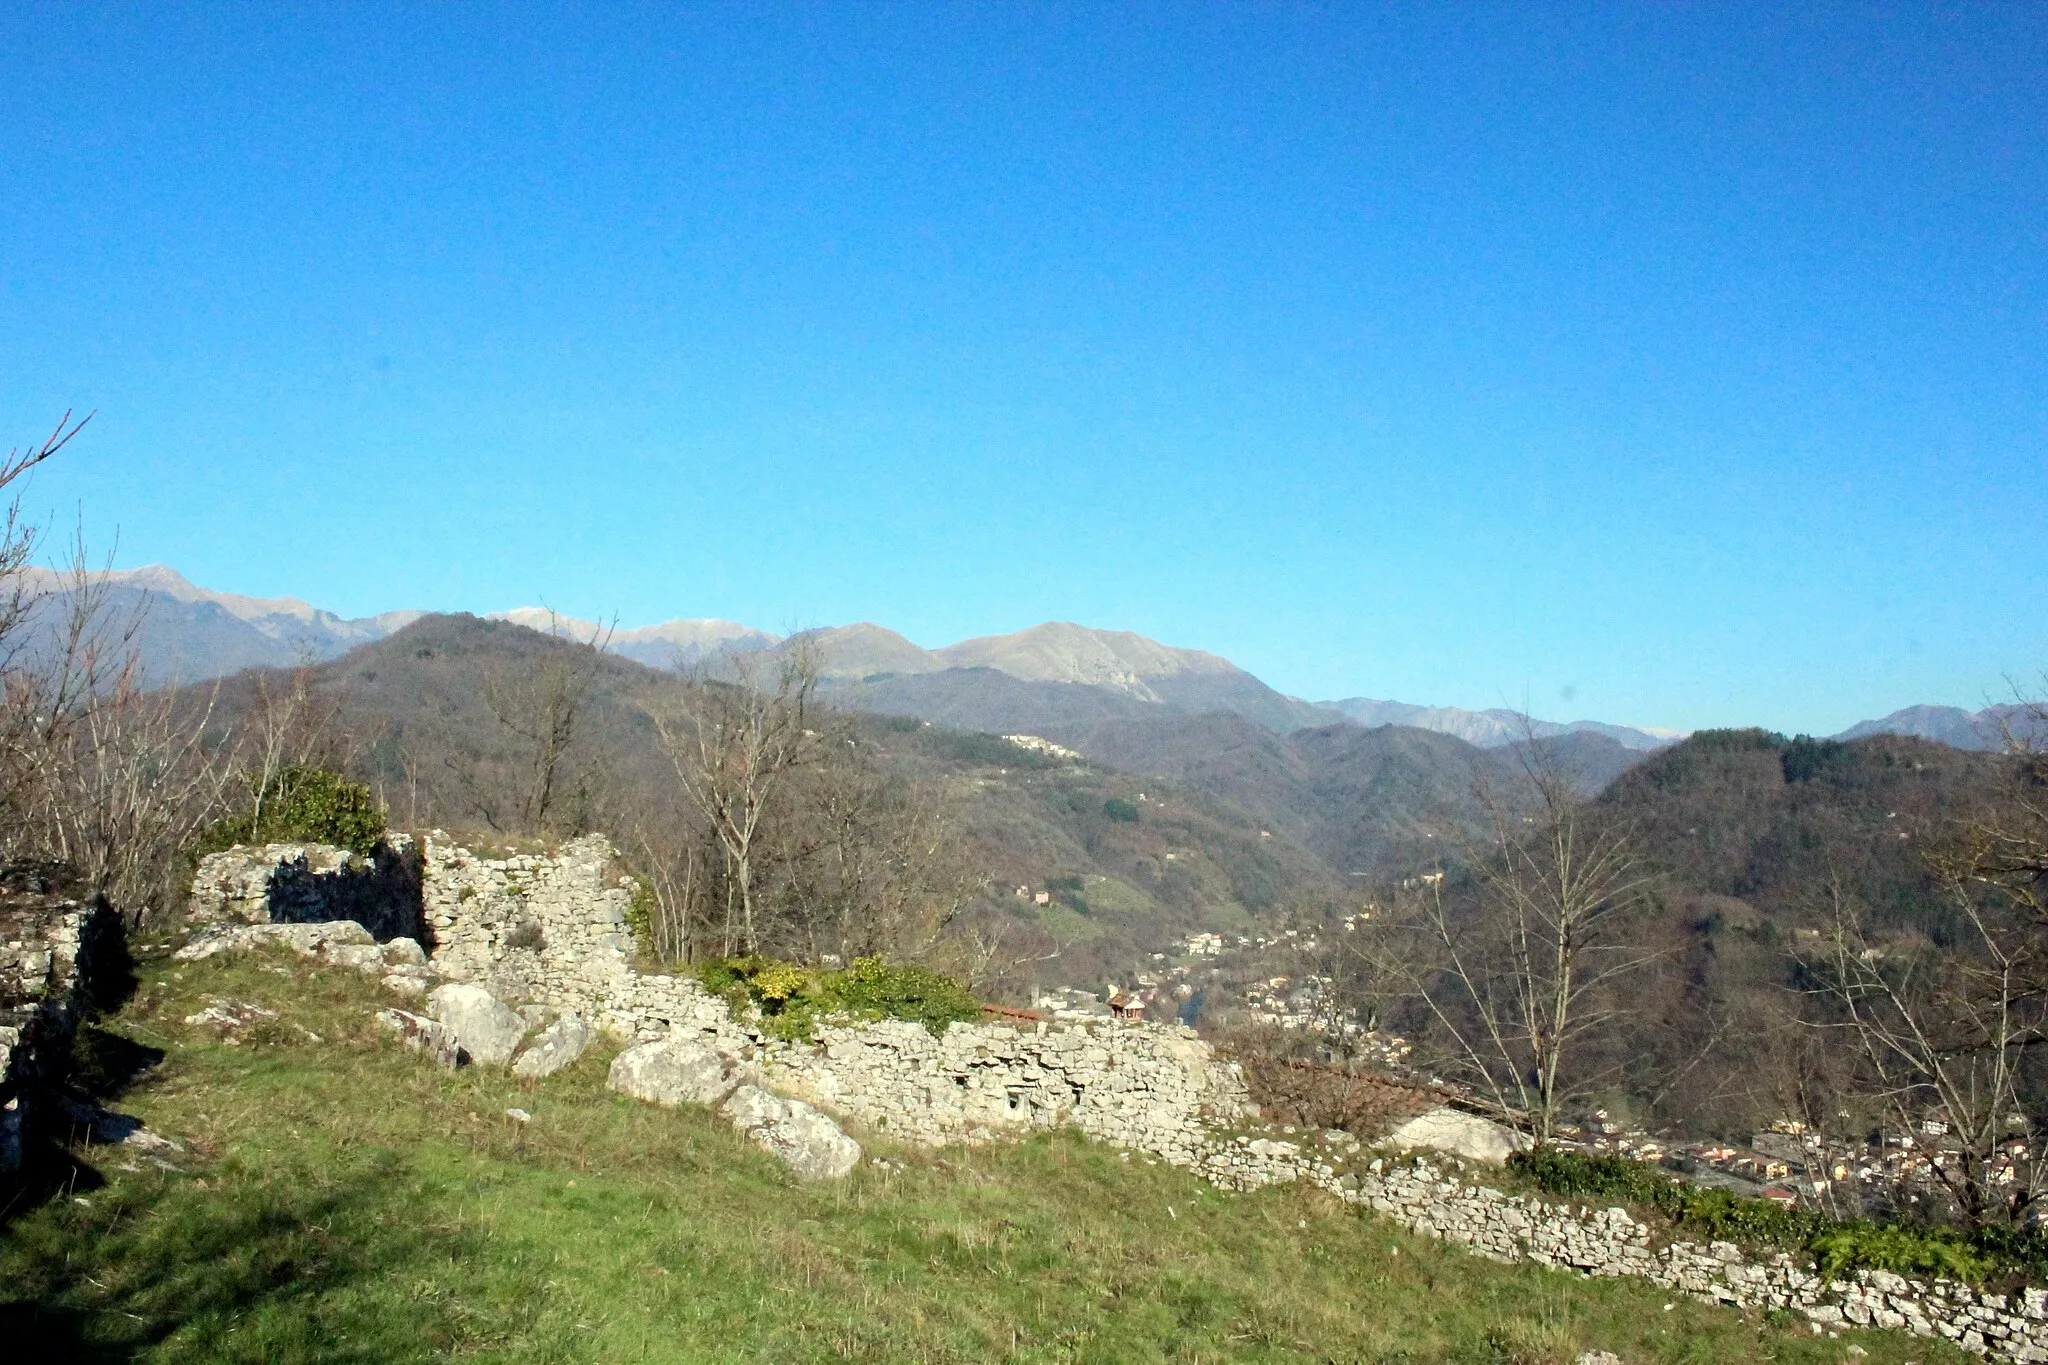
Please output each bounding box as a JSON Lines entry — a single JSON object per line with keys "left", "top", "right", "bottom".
{"left": 722, "top": 1084, "right": 862, "bottom": 1180}
{"left": 376, "top": 1008, "right": 462, "bottom": 1069}
{"left": 512, "top": 1014, "right": 593, "bottom": 1079}
{"left": 607, "top": 1036, "right": 737, "bottom": 1107}
{"left": 1386, "top": 1107, "right": 1529, "bottom": 1164}
{"left": 427, "top": 983, "right": 528, "bottom": 1066}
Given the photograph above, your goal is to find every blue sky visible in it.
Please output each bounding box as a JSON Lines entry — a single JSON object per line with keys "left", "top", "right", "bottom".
{"left": 2, "top": 4, "right": 2042, "bottom": 734}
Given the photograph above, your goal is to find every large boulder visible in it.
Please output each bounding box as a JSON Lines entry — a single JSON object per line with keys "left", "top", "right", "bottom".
{"left": 607, "top": 1035, "right": 736, "bottom": 1107}
{"left": 426, "top": 983, "right": 528, "bottom": 1066}
{"left": 722, "top": 1083, "right": 862, "bottom": 1180}
{"left": 1386, "top": 1106, "right": 1530, "bottom": 1164}
{"left": 512, "top": 1014, "right": 594, "bottom": 1080}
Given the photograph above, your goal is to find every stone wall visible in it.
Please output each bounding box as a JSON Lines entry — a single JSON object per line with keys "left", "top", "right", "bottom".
{"left": 2, "top": 863, "right": 123, "bottom": 1174}
{"left": 187, "top": 837, "right": 424, "bottom": 944}
{"left": 1203, "top": 1133, "right": 2048, "bottom": 1360}
{"left": 190, "top": 832, "right": 1251, "bottom": 1165}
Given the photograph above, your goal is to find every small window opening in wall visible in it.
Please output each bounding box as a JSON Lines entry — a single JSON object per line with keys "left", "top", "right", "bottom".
{"left": 954, "top": 1075, "right": 969, "bottom": 1089}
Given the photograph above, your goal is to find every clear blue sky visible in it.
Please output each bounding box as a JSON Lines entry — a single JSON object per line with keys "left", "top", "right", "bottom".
{"left": 3, "top": 4, "right": 2043, "bottom": 735}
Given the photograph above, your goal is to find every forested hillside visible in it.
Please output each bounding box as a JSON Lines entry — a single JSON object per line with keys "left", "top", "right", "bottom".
{"left": 184, "top": 615, "right": 1347, "bottom": 994}
{"left": 1333, "top": 725, "right": 2029, "bottom": 1146}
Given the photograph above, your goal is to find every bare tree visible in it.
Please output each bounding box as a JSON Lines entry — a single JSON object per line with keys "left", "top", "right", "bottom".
{"left": 1799, "top": 702, "right": 2048, "bottom": 1227}
{"left": 782, "top": 734, "right": 987, "bottom": 964}
{"left": 1806, "top": 871, "right": 2047, "bottom": 1226}
{"left": 951, "top": 907, "right": 1066, "bottom": 999}
{"left": 650, "top": 642, "right": 822, "bottom": 956}
{"left": 237, "top": 659, "right": 344, "bottom": 835}
{"left": 629, "top": 802, "right": 714, "bottom": 965}
{"left": 1366, "top": 754, "right": 1656, "bottom": 1142}
{"left": 451, "top": 611, "right": 614, "bottom": 833}
{"left": 0, "top": 412, "right": 235, "bottom": 921}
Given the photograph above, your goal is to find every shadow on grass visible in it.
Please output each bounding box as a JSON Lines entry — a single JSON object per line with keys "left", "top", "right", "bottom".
{"left": 0, "top": 1027, "right": 167, "bottom": 1234}
{"left": 0, "top": 1153, "right": 496, "bottom": 1362}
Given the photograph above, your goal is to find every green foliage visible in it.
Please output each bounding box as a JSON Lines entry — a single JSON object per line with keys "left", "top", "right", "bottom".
{"left": 1102, "top": 797, "right": 1140, "bottom": 823}
{"left": 696, "top": 954, "right": 982, "bottom": 1040}
{"left": 1811, "top": 1224, "right": 1988, "bottom": 1283}
{"left": 623, "top": 882, "right": 656, "bottom": 952}
{"left": 1781, "top": 735, "right": 1849, "bottom": 784}
{"left": 828, "top": 955, "right": 982, "bottom": 1036}
{"left": 196, "top": 765, "right": 386, "bottom": 857}
{"left": 1512, "top": 1148, "right": 1812, "bottom": 1248}
{"left": 1508, "top": 1147, "right": 2048, "bottom": 1286}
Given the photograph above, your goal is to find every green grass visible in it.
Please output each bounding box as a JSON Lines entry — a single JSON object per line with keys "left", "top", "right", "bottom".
{"left": 1, "top": 951, "right": 1970, "bottom": 1364}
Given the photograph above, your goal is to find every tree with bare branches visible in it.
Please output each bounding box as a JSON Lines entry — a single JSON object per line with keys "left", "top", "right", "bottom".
{"left": 1364, "top": 753, "right": 1657, "bottom": 1142}
{"left": 450, "top": 611, "right": 614, "bottom": 833}
{"left": 0, "top": 412, "right": 236, "bottom": 921}
{"left": 1805, "top": 870, "right": 2047, "bottom": 1227}
{"left": 649, "top": 642, "right": 823, "bottom": 956}
{"left": 1801, "top": 699, "right": 2048, "bottom": 1227}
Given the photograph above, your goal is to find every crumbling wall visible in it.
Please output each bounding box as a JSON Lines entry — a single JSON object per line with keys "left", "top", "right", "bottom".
{"left": 187, "top": 837, "right": 424, "bottom": 943}
{"left": 412, "top": 832, "right": 1250, "bottom": 1156}
{"left": 1, "top": 863, "right": 123, "bottom": 1174}
{"left": 1204, "top": 1134, "right": 2048, "bottom": 1360}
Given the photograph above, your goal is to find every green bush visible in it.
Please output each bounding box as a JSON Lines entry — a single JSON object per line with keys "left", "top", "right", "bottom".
{"left": 1102, "top": 797, "right": 1140, "bottom": 823}
{"left": 196, "top": 765, "right": 386, "bottom": 857}
{"left": 827, "top": 955, "right": 983, "bottom": 1036}
{"left": 1811, "top": 1223, "right": 1988, "bottom": 1282}
{"left": 624, "top": 882, "right": 656, "bottom": 951}
{"left": 696, "top": 954, "right": 981, "bottom": 1040}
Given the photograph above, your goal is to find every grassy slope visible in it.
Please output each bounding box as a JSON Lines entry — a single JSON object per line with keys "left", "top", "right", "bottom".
{"left": 2, "top": 952, "right": 1964, "bottom": 1365}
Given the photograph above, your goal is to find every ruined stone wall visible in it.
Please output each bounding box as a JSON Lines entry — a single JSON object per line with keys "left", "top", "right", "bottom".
{"left": 192, "top": 833, "right": 1250, "bottom": 1165}
{"left": 413, "top": 833, "right": 1248, "bottom": 1159}
{"left": 1205, "top": 1134, "right": 2048, "bottom": 1360}
{"left": 2, "top": 866, "right": 122, "bottom": 1173}
{"left": 187, "top": 837, "right": 424, "bottom": 944}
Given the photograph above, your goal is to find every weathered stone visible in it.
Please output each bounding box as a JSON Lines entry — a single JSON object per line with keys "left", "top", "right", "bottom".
{"left": 376, "top": 1007, "right": 461, "bottom": 1069}
{"left": 187, "top": 837, "right": 425, "bottom": 942}
{"left": 1, "top": 868, "right": 123, "bottom": 1176}
{"left": 512, "top": 1014, "right": 593, "bottom": 1079}
{"left": 722, "top": 1083, "right": 861, "bottom": 1179}
{"left": 1386, "top": 1107, "right": 1530, "bottom": 1164}
{"left": 607, "top": 1035, "right": 735, "bottom": 1107}
{"left": 427, "top": 983, "right": 527, "bottom": 1065}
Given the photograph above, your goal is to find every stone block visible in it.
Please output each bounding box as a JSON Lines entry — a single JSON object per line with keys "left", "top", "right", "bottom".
{"left": 428, "top": 983, "right": 528, "bottom": 1065}
{"left": 608, "top": 1035, "right": 735, "bottom": 1107}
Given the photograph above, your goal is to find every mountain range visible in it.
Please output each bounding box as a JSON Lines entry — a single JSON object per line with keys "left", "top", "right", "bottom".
{"left": 29, "top": 564, "right": 2031, "bottom": 754}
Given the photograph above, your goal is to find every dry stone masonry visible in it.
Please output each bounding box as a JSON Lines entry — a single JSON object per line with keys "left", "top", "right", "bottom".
{"left": 2, "top": 865, "right": 122, "bottom": 1174}
{"left": 185, "top": 832, "right": 2048, "bottom": 1358}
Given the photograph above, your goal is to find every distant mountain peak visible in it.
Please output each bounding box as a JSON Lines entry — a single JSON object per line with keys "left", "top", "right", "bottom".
{"left": 1317, "top": 697, "right": 1683, "bottom": 753}
{"left": 1834, "top": 703, "right": 2044, "bottom": 752}
{"left": 936, "top": 621, "right": 1240, "bottom": 698}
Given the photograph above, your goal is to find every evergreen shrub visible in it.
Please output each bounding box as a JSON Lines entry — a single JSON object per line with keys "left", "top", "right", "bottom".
{"left": 696, "top": 954, "right": 981, "bottom": 1040}
{"left": 196, "top": 765, "right": 387, "bottom": 857}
